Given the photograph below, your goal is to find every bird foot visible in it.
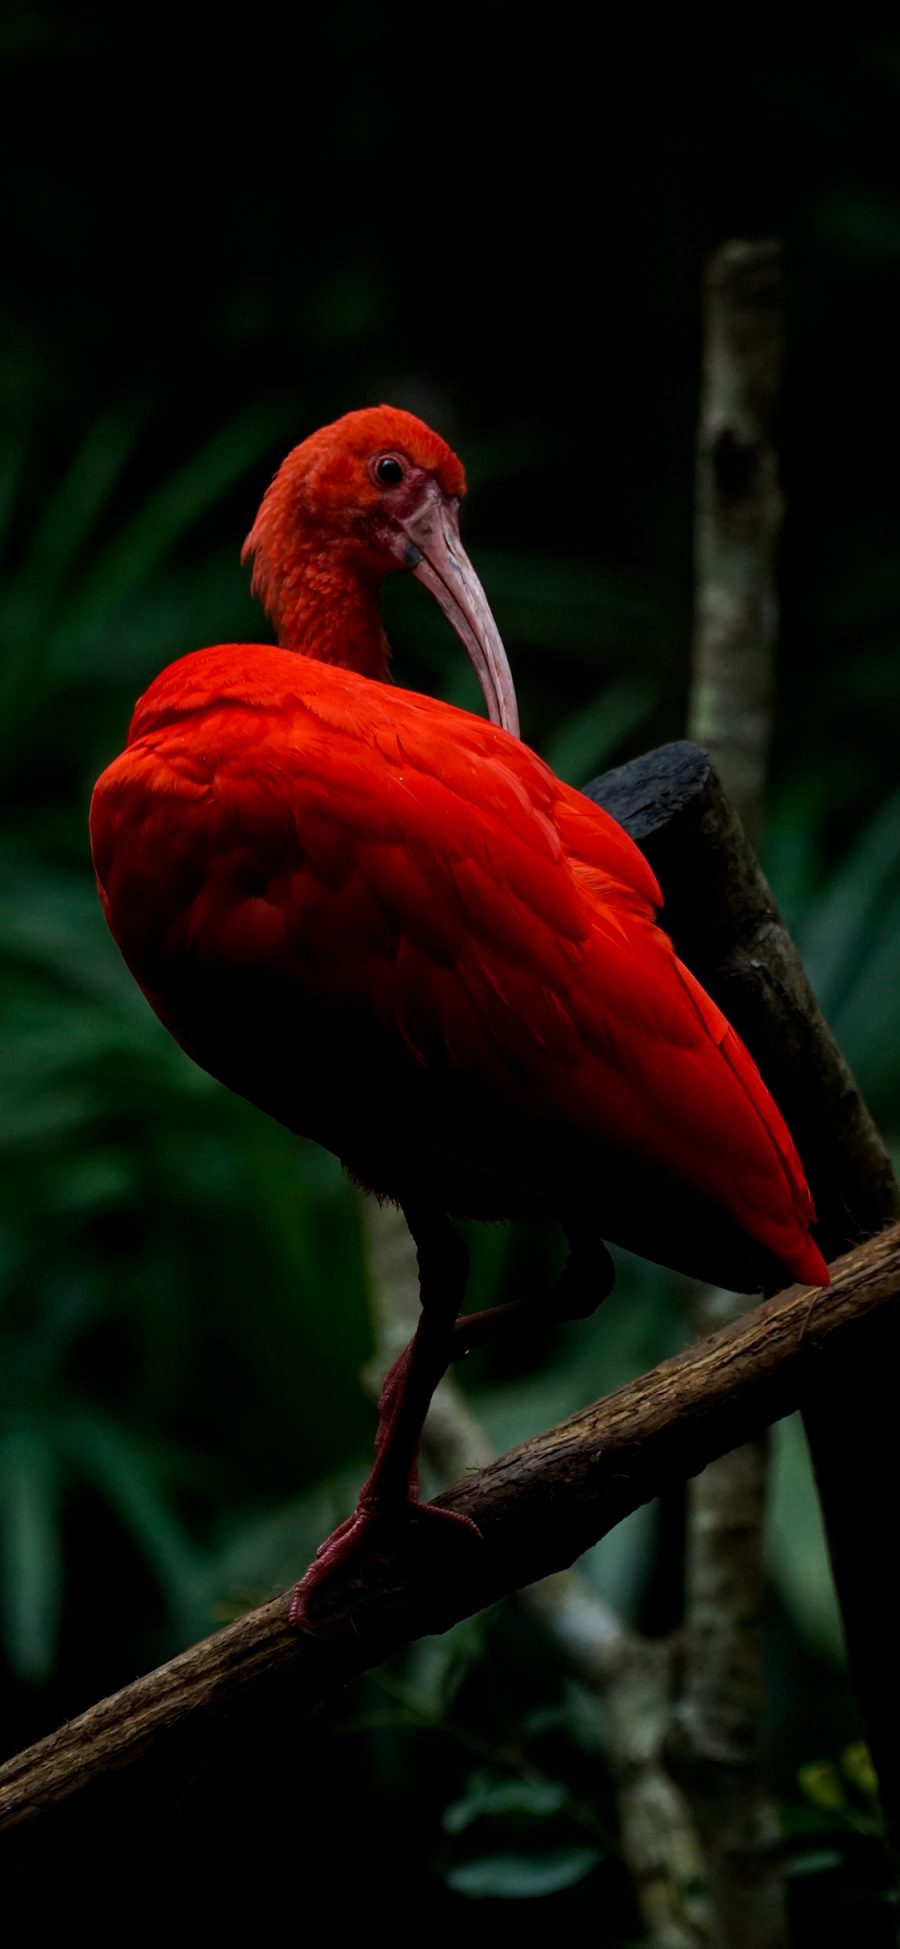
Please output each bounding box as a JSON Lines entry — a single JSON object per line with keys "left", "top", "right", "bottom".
{"left": 288, "top": 1496, "right": 482, "bottom": 1629}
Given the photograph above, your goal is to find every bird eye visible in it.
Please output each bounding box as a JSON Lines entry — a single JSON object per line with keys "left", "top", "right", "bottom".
{"left": 373, "top": 454, "right": 405, "bottom": 487}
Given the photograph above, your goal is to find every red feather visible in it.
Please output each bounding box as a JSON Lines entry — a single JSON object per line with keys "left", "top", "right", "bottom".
{"left": 92, "top": 638, "right": 826, "bottom": 1289}
{"left": 90, "top": 406, "right": 828, "bottom": 1615}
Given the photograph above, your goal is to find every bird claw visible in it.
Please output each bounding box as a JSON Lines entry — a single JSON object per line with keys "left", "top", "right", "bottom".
{"left": 288, "top": 1497, "right": 482, "bottom": 1629}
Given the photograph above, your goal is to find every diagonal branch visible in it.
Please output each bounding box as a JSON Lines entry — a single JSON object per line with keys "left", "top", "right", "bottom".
{"left": 586, "top": 741, "right": 900, "bottom": 1872}
{"left": 1, "top": 1221, "right": 897, "bottom": 1840}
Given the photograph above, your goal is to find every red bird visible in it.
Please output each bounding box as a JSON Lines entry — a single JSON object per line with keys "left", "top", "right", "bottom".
{"left": 90, "top": 406, "right": 828, "bottom": 1620}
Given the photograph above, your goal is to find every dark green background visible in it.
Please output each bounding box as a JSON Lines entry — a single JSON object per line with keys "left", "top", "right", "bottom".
{"left": 1, "top": 5, "right": 898, "bottom": 1930}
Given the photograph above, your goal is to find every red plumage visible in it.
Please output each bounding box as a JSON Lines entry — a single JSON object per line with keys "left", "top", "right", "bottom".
{"left": 93, "top": 640, "right": 823, "bottom": 1286}
{"left": 90, "top": 406, "right": 827, "bottom": 1613}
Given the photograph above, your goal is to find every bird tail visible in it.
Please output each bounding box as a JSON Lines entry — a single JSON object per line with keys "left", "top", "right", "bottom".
{"left": 672, "top": 958, "right": 829, "bottom": 1289}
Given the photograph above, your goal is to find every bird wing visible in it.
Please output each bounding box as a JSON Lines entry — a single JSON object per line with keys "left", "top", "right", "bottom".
{"left": 93, "top": 646, "right": 824, "bottom": 1284}
{"left": 95, "top": 646, "right": 598, "bottom": 1052}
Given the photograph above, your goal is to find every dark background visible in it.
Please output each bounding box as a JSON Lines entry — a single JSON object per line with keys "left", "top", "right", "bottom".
{"left": 1, "top": 4, "right": 898, "bottom": 1930}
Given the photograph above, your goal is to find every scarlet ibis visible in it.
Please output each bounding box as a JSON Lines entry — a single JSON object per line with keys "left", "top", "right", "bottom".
{"left": 90, "top": 405, "right": 828, "bottom": 1622}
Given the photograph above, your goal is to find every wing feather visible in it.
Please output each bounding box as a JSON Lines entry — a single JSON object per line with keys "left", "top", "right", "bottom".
{"left": 93, "top": 644, "right": 825, "bottom": 1284}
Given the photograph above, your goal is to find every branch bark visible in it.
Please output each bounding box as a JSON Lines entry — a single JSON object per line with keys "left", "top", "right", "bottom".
{"left": 585, "top": 743, "right": 899, "bottom": 1262}
{"left": 586, "top": 743, "right": 900, "bottom": 1873}
{"left": 0, "top": 1222, "right": 897, "bottom": 1842}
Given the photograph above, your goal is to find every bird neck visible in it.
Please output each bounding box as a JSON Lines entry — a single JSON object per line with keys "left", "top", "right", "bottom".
{"left": 270, "top": 547, "right": 391, "bottom": 681}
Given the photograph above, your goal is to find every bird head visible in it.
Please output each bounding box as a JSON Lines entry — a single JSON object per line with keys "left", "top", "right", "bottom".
{"left": 243, "top": 406, "right": 520, "bottom": 736}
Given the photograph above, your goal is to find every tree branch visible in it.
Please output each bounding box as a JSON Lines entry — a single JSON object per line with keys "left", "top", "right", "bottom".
{"left": 1, "top": 1222, "right": 897, "bottom": 1840}
{"left": 585, "top": 745, "right": 898, "bottom": 1259}
{"left": 586, "top": 741, "right": 900, "bottom": 1871}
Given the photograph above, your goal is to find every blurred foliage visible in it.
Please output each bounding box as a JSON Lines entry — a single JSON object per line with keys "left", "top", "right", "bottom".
{"left": 1, "top": 2, "right": 899, "bottom": 1934}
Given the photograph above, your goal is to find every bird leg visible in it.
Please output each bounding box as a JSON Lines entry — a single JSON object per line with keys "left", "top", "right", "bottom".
{"left": 548, "top": 1219, "right": 617, "bottom": 1320}
{"left": 288, "top": 1219, "right": 614, "bottom": 1626}
{"left": 288, "top": 1204, "right": 479, "bottom": 1626}
{"left": 448, "top": 1223, "right": 615, "bottom": 1357}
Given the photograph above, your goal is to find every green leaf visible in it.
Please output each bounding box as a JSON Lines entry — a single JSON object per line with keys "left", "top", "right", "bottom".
{"left": 798, "top": 1760, "right": 845, "bottom": 1813}
{"left": 0, "top": 1429, "right": 63, "bottom": 1683}
{"left": 444, "top": 1844, "right": 600, "bottom": 1899}
{"left": 17, "top": 407, "right": 143, "bottom": 601}
{"left": 578, "top": 1499, "right": 657, "bottom": 1623}
{"left": 70, "top": 403, "right": 286, "bottom": 625}
{"left": 769, "top": 1417, "right": 845, "bottom": 1666}
{"left": 542, "top": 677, "right": 652, "bottom": 785}
{"left": 0, "top": 441, "right": 21, "bottom": 566}
{"left": 798, "top": 787, "right": 900, "bottom": 1021}
{"left": 60, "top": 1412, "right": 207, "bottom": 1633}
{"left": 0, "top": 413, "right": 148, "bottom": 743}
{"left": 396, "top": 1620, "right": 485, "bottom": 1722}
{"left": 786, "top": 1848, "right": 846, "bottom": 1878}
{"left": 822, "top": 894, "right": 900, "bottom": 1112}
{"left": 0, "top": 856, "right": 144, "bottom": 1006}
{"left": 474, "top": 548, "right": 659, "bottom": 656}
{"left": 842, "top": 1742, "right": 880, "bottom": 1801}
{"left": 443, "top": 1772, "right": 568, "bottom": 1834}
{"left": 204, "top": 1481, "right": 361, "bottom": 1614}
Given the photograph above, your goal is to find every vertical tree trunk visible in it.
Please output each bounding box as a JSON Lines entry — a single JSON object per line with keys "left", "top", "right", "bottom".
{"left": 674, "top": 238, "right": 900, "bottom": 1892}
{"left": 689, "top": 238, "right": 783, "bottom": 846}
{"left": 672, "top": 239, "right": 789, "bottom": 1949}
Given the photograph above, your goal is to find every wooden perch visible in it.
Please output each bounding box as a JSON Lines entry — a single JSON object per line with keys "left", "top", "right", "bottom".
{"left": 0, "top": 1220, "right": 898, "bottom": 1842}
{"left": 585, "top": 739, "right": 898, "bottom": 1259}
{"left": 4, "top": 739, "right": 896, "bottom": 1878}
{"left": 587, "top": 740, "right": 900, "bottom": 1865}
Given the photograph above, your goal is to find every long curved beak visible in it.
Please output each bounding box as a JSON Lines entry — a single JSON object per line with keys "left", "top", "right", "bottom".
{"left": 399, "top": 485, "right": 520, "bottom": 738}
